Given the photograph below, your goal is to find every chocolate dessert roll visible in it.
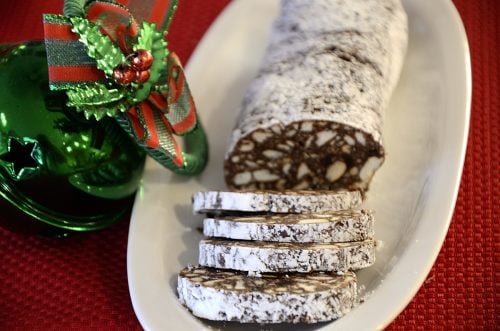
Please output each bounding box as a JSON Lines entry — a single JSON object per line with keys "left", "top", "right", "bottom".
{"left": 224, "top": 0, "right": 408, "bottom": 191}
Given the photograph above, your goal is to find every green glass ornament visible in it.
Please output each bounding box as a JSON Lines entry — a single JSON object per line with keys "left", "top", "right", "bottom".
{"left": 0, "top": 42, "right": 145, "bottom": 233}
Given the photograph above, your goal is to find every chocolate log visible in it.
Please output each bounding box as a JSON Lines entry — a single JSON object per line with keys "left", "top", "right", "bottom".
{"left": 192, "top": 190, "right": 362, "bottom": 214}
{"left": 199, "top": 238, "right": 375, "bottom": 273}
{"left": 177, "top": 265, "right": 357, "bottom": 323}
{"left": 224, "top": 0, "right": 408, "bottom": 192}
{"left": 203, "top": 209, "right": 374, "bottom": 243}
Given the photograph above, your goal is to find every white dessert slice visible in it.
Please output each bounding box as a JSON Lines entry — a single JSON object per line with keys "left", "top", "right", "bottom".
{"left": 192, "top": 190, "right": 362, "bottom": 214}
{"left": 203, "top": 209, "right": 374, "bottom": 243}
{"left": 177, "top": 265, "right": 357, "bottom": 323}
{"left": 199, "top": 238, "right": 374, "bottom": 273}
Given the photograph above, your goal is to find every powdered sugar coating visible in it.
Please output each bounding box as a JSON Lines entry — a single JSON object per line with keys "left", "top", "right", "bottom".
{"left": 275, "top": 0, "right": 405, "bottom": 36}
{"left": 237, "top": 52, "right": 385, "bottom": 142}
{"left": 192, "top": 190, "right": 362, "bottom": 214}
{"left": 269, "top": 0, "right": 408, "bottom": 94}
{"left": 177, "top": 266, "right": 357, "bottom": 323}
{"left": 203, "top": 209, "right": 374, "bottom": 243}
{"left": 199, "top": 239, "right": 375, "bottom": 273}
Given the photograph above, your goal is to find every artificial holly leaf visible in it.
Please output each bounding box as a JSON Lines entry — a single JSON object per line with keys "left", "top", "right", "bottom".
{"left": 131, "top": 22, "right": 168, "bottom": 103}
{"left": 78, "top": 101, "right": 130, "bottom": 121}
{"left": 70, "top": 16, "right": 126, "bottom": 76}
{"left": 66, "top": 82, "right": 126, "bottom": 106}
{"left": 66, "top": 82, "right": 129, "bottom": 119}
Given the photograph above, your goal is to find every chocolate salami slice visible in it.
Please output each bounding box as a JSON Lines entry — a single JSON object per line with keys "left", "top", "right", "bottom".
{"left": 203, "top": 209, "right": 374, "bottom": 243}
{"left": 224, "top": 0, "right": 408, "bottom": 192}
{"left": 199, "top": 238, "right": 374, "bottom": 273}
{"left": 192, "top": 190, "right": 362, "bottom": 214}
{"left": 177, "top": 266, "right": 357, "bottom": 323}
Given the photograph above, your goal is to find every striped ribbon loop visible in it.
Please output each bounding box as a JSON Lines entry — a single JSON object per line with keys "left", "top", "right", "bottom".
{"left": 125, "top": 52, "right": 197, "bottom": 166}
{"left": 124, "top": 0, "right": 178, "bottom": 31}
{"left": 85, "top": 1, "right": 138, "bottom": 52}
{"left": 163, "top": 52, "right": 197, "bottom": 135}
{"left": 43, "top": 15, "right": 106, "bottom": 88}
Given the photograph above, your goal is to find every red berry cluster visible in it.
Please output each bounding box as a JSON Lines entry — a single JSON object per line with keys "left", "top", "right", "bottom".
{"left": 112, "top": 49, "right": 153, "bottom": 86}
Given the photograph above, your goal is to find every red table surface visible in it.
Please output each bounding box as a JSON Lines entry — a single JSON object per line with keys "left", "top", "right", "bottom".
{"left": 0, "top": 0, "right": 497, "bottom": 330}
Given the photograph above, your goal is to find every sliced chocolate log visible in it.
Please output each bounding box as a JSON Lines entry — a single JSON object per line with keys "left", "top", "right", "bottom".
{"left": 224, "top": 0, "right": 408, "bottom": 192}
{"left": 177, "top": 266, "right": 357, "bottom": 323}
{"left": 199, "top": 238, "right": 374, "bottom": 273}
{"left": 203, "top": 209, "right": 374, "bottom": 243}
{"left": 192, "top": 190, "right": 362, "bottom": 214}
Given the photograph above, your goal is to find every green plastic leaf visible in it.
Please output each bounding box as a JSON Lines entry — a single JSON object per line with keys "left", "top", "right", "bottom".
{"left": 66, "top": 83, "right": 126, "bottom": 106}
{"left": 131, "top": 22, "right": 168, "bottom": 103}
{"left": 136, "top": 22, "right": 155, "bottom": 51}
{"left": 70, "top": 16, "right": 125, "bottom": 76}
{"left": 78, "top": 101, "right": 130, "bottom": 121}
{"left": 66, "top": 82, "right": 129, "bottom": 119}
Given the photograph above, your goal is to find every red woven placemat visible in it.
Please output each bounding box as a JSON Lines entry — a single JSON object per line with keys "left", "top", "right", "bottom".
{"left": 0, "top": 0, "right": 497, "bottom": 330}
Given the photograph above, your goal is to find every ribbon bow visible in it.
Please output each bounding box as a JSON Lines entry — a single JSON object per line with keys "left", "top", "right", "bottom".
{"left": 43, "top": 0, "right": 198, "bottom": 167}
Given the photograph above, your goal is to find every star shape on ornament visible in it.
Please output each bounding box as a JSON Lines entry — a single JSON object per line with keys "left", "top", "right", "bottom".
{"left": 0, "top": 137, "right": 42, "bottom": 180}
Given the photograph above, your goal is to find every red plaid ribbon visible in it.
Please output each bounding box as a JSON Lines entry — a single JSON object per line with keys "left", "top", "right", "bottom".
{"left": 43, "top": 0, "right": 197, "bottom": 167}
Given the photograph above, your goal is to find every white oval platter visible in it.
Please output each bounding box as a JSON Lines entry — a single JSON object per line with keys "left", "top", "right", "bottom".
{"left": 127, "top": 0, "right": 471, "bottom": 329}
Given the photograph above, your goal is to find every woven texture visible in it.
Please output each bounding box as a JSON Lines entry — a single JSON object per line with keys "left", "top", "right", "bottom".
{"left": 0, "top": 0, "right": 497, "bottom": 329}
